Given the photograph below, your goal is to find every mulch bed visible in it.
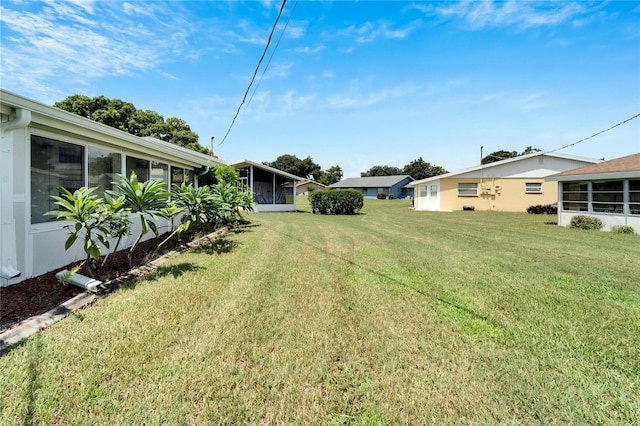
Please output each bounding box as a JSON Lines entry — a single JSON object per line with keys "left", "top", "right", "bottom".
{"left": 0, "top": 233, "right": 175, "bottom": 332}
{"left": 0, "top": 228, "right": 230, "bottom": 333}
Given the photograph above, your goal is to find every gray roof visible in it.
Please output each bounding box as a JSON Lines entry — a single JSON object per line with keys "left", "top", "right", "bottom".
{"left": 330, "top": 175, "right": 413, "bottom": 188}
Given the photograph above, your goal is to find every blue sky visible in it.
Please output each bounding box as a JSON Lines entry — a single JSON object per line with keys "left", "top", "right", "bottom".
{"left": 1, "top": 0, "right": 638, "bottom": 177}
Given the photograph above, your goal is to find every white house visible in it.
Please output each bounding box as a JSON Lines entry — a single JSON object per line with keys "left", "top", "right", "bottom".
{"left": 546, "top": 153, "right": 640, "bottom": 232}
{"left": 0, "top": 89, "right": 225, "bottom": 286}
{"left": 409, "top": 152, "right": 600, "bottom": 212}
{"left": 229, "top": 160, "right": 303, "bottom": 212}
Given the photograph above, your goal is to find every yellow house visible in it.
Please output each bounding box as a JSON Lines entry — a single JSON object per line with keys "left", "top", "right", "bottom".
{"left": 410, "top": 152, "right": 600, "bottom": 212}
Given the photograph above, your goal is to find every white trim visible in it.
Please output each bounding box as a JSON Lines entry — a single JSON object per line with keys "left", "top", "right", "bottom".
{"left": 410, "top": 152, "right": 600, "bottom": 186}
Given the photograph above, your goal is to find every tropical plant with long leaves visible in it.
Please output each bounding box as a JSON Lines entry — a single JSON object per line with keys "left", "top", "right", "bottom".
{"left": 99, "top": 192, "right": 131, "bottom": 268}
{"left": 172, "top": 183, "right": 216, "bottom": 234}
{"left": 45, "top": 187, "right": 110, "bottom": 278}
{"left": 146, "top": 199, "right": 185, "bottom": 261}
{"left": 211, "top": 182, "right": 254, "bottom": 225}
{"left": 108, "top": 172, "right": 170, "bottom": 266}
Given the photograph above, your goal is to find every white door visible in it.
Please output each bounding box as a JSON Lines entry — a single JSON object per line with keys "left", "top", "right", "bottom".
{"left": 418, "top": 181, "right": 440, "bottom": 210}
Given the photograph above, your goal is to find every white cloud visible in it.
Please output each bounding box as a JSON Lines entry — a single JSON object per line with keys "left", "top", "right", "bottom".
{"left": 0, "top": 1, "right": 198, "bottom": 99}
{"left": 419, "top": 0, "right": 590, "bottom": 29}
{"left": 326, "top": 85, "right": 417, "bottom": 109}
{"left": 292, "top": 45, "right": 325, "bottom": 54}
{"left": 340, "top": 21, "right": 417, "bottom": 43}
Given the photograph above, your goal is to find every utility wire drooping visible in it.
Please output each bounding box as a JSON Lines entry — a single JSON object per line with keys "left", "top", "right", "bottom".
{"left": 219, "top": 0, "right": 288, "bottom": 146}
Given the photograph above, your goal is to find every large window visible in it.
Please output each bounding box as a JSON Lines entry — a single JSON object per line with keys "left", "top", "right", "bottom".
{"left": 592, "top": 181, "right": 623, "bottom": 213}
{"left": 276, "top": 174, "right": 293, "bottom": 204}
{"left": 562, "top": 182, "right": 588, "bottom": 211}
{"left": 88, "top": 147, "right": 121, "bottom": 196}
{"left": 185, "top": 169, "right": 194, "bottom": 186}
{"left": 151, "top": 161, "right": 169, "bottom": 183}
{"left": 126, "top": 156, "right": 150, "bottom": 181}
{"left": 629, "top": 180, "right": 640, "bottom": 215}
{"left": 171, "top": 166, "right": 184, "bottom": 187}
{"left": 31, "top": 135, "right": 84, "bottom": 224}
{"left": 458, "top": 182, "right": 478, "bottom": 197}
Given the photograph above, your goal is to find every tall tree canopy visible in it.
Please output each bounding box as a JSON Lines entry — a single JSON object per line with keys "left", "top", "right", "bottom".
{"left": 482, "top": 146, "right": 540, "bottom": 164}
{"left": 263, "top": 154, "right": 323, "bottom": 180}
{"left": 402, "top": 157, "right": 447, "bottom": 180}
{"left": 319, "top": 165, "right": 343, "bottom": 185}
{"left": 361, "top": 158, "right": 447, "bottom": 179}
{"left": 54, "top": 94, "right": 208, "bottom": 155}
{"left": 360, "top": 165, "right": 404, "bottom": 177}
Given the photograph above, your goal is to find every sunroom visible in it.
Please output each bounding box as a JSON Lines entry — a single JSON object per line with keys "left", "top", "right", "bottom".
{"left": 1, "top": 89, "right": 224, "bottom": 286}
{"left": 547, "top": 153, "right": 640, "bottom": 232}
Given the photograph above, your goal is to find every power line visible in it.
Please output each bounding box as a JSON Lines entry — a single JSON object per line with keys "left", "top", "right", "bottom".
{"left": 246, "top": 0, "right": 299, "bottom": 109}
{"left": 482, "top": 113, "right": 639, "bottom": 163}
{"left": 547, "top": 113, "right": 640, "bottom": 153}
{"left": 219, "top": 0, "right": 288, "bottom": 147}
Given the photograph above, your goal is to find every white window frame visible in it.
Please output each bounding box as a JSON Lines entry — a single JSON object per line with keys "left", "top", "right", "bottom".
{"left": 458, "top": 182, "right": 478, "bottom": 197}
{"left": 525, "top": 182, "right": 542, "bottom": 194}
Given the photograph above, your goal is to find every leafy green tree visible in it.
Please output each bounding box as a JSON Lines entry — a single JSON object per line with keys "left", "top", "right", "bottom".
{"left": 54, "top": 94, "right": 208, "bottom": 154}
{"left": 402, "top": 157, "right": 447, "bottom": 180}
{"left": 263, "top": 154, "right": 322, "bottom": 180}
{"left": 319, "top": 165, "right": 343, "bottom": 185}
{"left": 214, "top": 165, "right": 240, "bottom": 185}
{"left": 482, "top": 147, "right": 541, "bottom": 164}
{"left": 360, "top": 165, "right": 404, "bottom": 177}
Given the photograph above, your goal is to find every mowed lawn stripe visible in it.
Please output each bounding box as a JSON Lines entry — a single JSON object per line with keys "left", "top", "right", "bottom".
{"left": 1, "top": 198, "right": 638, "bottom": 424}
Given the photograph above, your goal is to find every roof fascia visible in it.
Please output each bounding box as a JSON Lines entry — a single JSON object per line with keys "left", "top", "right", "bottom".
{"left": 546, "top": 171, "right": 640, "bottom": 182}
{"left": 230, "top": 160, "right": 305, "bottom": 181}
{"left": 1, "top": 89, "right": 225, "bottom": 168}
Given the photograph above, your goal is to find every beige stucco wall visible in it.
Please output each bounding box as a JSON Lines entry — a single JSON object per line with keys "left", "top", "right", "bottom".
{"left": 439, "top": 177, "right": 559, "bottom": 212}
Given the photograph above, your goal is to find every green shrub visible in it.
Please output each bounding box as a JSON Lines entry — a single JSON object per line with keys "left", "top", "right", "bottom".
{"left": 611, "top": 225, "right": 636, "bottom": 235}
{"left": 388, "top": 194, "right": 395, "bottom": 200}
{"left": 527, "top": 204, "right": 557, "bottom": 214}
{"left": 569, "top": 215, "right": 603, "bottom": 231}
{"left": 309, "top": 189, "right": 364, "bottom": 215}
{"left": 377, "top": 192, "right": 387, "bottom": 200}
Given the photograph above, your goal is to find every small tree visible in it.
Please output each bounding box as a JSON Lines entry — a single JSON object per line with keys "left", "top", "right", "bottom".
{"left": 45, "top": 187, "right": 110, "bottom": 278}
{"left": 109, "top": 172, "right": 170, "bottom": 266}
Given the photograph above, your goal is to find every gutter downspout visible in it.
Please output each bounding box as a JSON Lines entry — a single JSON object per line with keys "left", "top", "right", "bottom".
{"left": 0, "top": 108, "right": 31, "bottom": 285}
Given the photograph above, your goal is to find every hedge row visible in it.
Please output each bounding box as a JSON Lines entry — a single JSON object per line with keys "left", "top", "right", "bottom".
{"left": 309, "top": 189, "right": 364, "bottom": 215}
{"left": 526, "top": 204, "right": 558, "bottom": 215}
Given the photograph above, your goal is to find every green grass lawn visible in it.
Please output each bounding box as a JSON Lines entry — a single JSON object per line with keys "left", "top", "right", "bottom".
{"left": 2, "top": 197, "right": 639, "bottom": 424}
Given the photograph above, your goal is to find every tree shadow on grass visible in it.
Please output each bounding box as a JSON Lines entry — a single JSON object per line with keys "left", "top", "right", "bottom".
{"left": 123, "top": 262, "right": 203, "bottom": 289}
{"left": 229, "top": 223, "right": 260, "bottom": 234}
{"left": 192, "top": 237, "right": 238, "bottom": 255}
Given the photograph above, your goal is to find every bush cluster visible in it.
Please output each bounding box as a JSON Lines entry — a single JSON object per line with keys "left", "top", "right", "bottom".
{"left": 569, "top": 215, "right": 603, "bottom": 230}
{"left": 527, "top": 204, "right": 558, "bottom": 214}
{"left": 611, "top": 225, "right": 636, "bottom": 235}
{"left": 46, "top": 171, "right": 254, "bottom": 279}
{"left": 377, "top": 192, "right": 387, "bottom": 200}
{"left": 309, "top": 189, "right": 364, "bottom": 215}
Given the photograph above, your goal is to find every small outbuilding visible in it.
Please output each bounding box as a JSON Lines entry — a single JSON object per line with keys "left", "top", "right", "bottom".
{"left": 293, "top": 179, "right": 327, "bottom": 195}
{"left": 330, "top": 175, "right": 414, "bottom": 199}
{"left": 546, "top": 152, "right": 640, "bottom": 232}
{"left": 230, "top": 160, "right": 304, "bottom": 212}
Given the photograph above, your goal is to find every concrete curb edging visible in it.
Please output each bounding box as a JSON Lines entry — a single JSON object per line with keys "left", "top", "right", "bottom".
{"left": 0, "top": 292, "right": 96, "bottom": 352}
{"left": 0, "top": 226, "right": 230, "bottom": 354}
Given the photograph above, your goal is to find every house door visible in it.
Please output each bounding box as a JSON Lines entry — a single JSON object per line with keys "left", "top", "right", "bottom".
{"left": 419, "top": 182, "right": 440, "bottom": 210}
